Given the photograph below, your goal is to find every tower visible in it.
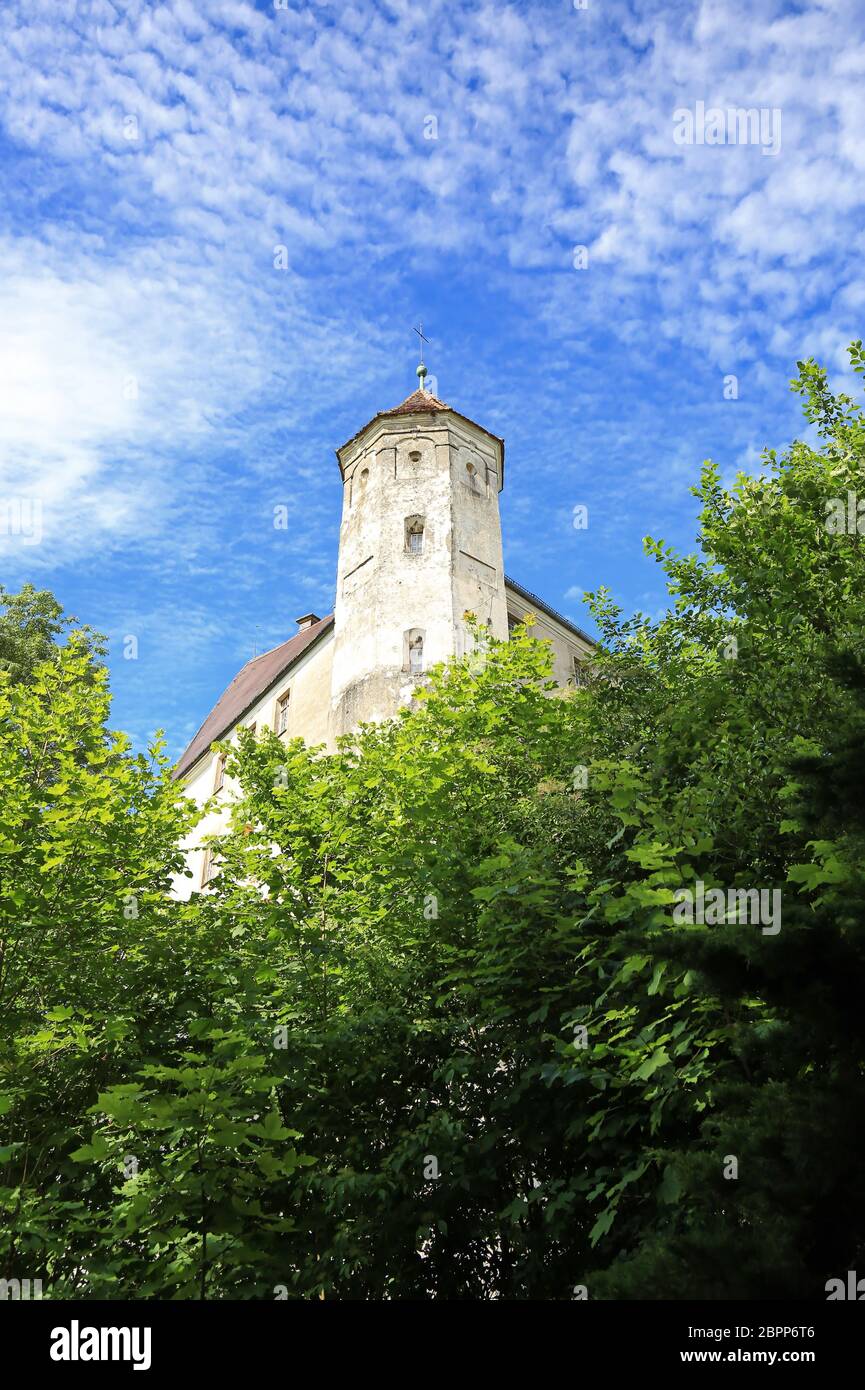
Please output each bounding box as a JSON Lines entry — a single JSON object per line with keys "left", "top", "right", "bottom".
{"left": 330, "top": 361, "right": 507, "bottom": 737}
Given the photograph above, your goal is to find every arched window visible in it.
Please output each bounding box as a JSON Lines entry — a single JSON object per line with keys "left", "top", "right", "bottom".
{"left": 404, "top": 627, "right": 426, "bottom": 675}
{"left": 405, "top": 516, "right": 425, "bottom": 553}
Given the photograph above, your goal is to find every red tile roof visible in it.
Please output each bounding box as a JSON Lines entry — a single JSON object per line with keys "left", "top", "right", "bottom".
{"left": 380, "top": 388, "right": 451, "bottom": 416}
{"left": 173, "top": 615, "right": 333, "bottom": 780}
{"left": 336, "top": 388, "right": 505, "bottom": 482}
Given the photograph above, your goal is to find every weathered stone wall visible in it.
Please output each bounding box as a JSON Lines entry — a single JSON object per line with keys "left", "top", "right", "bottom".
{"left": 331, "top": 406, "right": 507, "bottom": 737}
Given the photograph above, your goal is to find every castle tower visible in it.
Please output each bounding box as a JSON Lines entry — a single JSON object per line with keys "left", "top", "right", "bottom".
{"left": 330, "top": 365, "right": 508, "bottom": 737}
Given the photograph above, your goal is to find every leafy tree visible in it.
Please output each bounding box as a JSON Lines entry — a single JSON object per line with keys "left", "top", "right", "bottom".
{"left": 571, "top": 342, "right": 865, "bottom": 1296}
{"left": 3, "top": 344, "right": 865, "bottom": 1300}
{"left": 197, "top": 342, "right": 865, "bottom": 1299}
{"left": 0, "top": 635, "right": 313, "bottom": 1299}
{"left": 0, "top": 583, "right": 105, "bottom": 683}
{"left": 197, "top": 629, "right": 598, "bottom": 1297}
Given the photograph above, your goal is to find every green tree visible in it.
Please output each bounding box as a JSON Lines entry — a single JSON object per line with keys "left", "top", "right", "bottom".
{"left": 569, "top": 342, "right": 865, "bottom": 1297}
{"left": 0, "top": 583, "right": 105, "bottom": 683}
{"left": 4, "top": 343, "right": 865, "bottom": 1300}
{"left": 0, "top": 636, "right": 313, "bottom": 1298}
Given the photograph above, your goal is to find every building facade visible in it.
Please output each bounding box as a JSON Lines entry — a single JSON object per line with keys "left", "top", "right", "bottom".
{"left": 172, "top": 377, "right": 594, "bottom": 898}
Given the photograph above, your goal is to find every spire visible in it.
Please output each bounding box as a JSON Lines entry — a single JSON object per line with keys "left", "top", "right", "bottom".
{"left": 413, "top": 320, "right": 431, "bottom": 393}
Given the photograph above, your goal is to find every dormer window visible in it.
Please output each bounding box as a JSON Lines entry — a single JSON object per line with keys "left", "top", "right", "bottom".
{"left": 405, "top": 516, "right": 425, "bottom": 553}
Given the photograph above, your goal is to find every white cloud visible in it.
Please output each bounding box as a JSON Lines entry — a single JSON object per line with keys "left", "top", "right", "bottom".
{"left": 0, "top": 0, "right": 862, "bottom": 607}
{"left": 0, "top": 231, "right": 271, "bottom": 561}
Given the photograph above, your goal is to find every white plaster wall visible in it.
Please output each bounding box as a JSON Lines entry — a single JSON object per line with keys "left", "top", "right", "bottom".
{"left": 171, "top": 632, "right": 333, "bottom": 900}
{"left": 504, "top": 585, "right": 594, "bottom": 687}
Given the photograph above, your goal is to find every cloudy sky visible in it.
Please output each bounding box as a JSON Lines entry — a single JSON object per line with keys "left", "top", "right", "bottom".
{"left": 1, "top": 0, "right": 863, "bottom": 757}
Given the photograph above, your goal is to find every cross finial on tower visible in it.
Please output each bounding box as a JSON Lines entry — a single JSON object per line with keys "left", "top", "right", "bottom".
{"left": 413, "top": 321, "right": 431, "bottom": 390}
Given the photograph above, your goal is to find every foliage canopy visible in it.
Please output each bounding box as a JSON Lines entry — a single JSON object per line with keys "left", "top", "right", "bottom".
{"left": 2, "top": 346, "right": 864, "bottom": 1298}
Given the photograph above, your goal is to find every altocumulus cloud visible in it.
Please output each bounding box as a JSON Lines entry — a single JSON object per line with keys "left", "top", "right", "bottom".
{"left": 0, "top": 0, "right": 862, "bottom": 752}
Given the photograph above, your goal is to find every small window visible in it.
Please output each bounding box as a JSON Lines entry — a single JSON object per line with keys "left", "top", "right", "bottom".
{"left": 275, "top": 690, "right": 291, "bottom": 736}
{"left": 213, "top": 751, "right": 227, "bottom": 793}
{"left": 507, "top": 612, "right": 520, "bottom": 635}
{"left": 572, "top": 655, "right": 588, "bottom": 687}
{"left": 405, "top": 516, "right": 425, "bottom": 553}
{"left": 360, "top": 468, "right": 369, "bottom": 485}
{"left": 403, "top": 627, "right": 426, "bottom": 674}
{"left": 201, "top": 845, "right": 217, "bottom": 886}
{"left": 248, "top": 721, "right": 257, "bottom": 738}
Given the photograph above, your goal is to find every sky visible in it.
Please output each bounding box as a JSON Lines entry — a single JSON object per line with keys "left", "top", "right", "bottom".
{"left": 1, "top": 0, "right": 864, "bottom": 760}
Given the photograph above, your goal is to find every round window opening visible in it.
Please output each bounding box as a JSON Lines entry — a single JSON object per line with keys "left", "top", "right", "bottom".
{"left": 408, "top": 450, "right": 421, "bottom": 463}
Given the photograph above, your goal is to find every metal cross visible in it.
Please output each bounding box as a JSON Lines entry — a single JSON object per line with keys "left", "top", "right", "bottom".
{"left": 413, "top": 321, "right": 431, "bottom": 366}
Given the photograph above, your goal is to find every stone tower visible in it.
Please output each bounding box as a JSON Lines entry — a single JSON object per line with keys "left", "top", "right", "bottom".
{"left": 330, "top": 368, "right": 508, "bottom": 737}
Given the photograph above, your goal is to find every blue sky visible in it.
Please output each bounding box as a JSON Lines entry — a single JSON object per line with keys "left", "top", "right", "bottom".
{"left": 1, "top": 0, "right": 864, "bottom": 759}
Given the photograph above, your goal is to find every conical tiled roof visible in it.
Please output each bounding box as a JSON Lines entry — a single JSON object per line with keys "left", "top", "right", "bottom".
{"left": 380, "top": 387, "right": 451, "bottom": 416}
{"left": 335, "top": 387, "right": 504, "bottom": 479}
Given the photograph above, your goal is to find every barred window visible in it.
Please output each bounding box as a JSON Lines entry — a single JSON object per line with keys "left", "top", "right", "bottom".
{"left": 572, "top": 655, "right": 589, "bottom": 687}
